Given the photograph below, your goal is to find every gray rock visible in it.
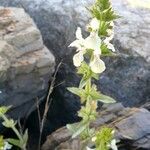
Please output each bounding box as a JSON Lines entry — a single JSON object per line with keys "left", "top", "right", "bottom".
{"left": 0, "top": 0, "right": 149, "bottom": 109}
{"left": 0, "top": 7, "right": 55, "bottom": 119}
{"left": 113, "top": 0, "right": 150, "bottom": 62}
{"left": 42, "top": 104, "right": 150, "bottom": 150}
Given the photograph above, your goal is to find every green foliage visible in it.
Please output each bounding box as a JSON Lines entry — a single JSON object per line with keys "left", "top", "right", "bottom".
{"left": 67, "top": 0, "right": 119, "bottom": 149}
{"left": 0, "top": 106, "right": 28, "bottom": 150}
{"left": 90, "top": 0, "right": 120, "bottom": 37}
{"left": 0, "top": 106, "right": 11, "bottom": 117}
{"left": 78, "top": 62, "right": 99, "bottom": 88}
{"left": 68, "top": 85, "right": 115, "bottom": 104}
{"left": 7, "top": 129, "right": 28, "bottom": 149}
{"left": 67, "top": 123, "right": 88, "bottom": 139}
{"left": 0, "top": 136, "right": 5, "bottom": 149}
{"left": 101, "top": 43, "right": 114, "bottom": 56}
{"left": 94, "top": 127, "right": 114, "bottom": 150}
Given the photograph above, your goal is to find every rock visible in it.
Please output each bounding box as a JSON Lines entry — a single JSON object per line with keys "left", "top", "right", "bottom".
{"left": 0, "top": 0, "right": 149, "bottom": 109}
{"left": 0, "top": 7, "right": 55, "bottom": 119}
{"left": 42, "top": 104, "right": 150, "bottom": 150}
{"left": 113, "top": 0, "right": 150, "bottom": 62}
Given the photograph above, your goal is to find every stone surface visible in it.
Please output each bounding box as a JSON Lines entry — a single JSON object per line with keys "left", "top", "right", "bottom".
{"left": 42, "top": 104, "right": 150, "bottom": 150}
{"left": 0, "top": 0, "right": 149, "bottom": 109}
{"left": 0, "top": 7, "right": 55, "bottom": 119}
{"left": 1, "top": 3, "right": 150, "bottom": 149}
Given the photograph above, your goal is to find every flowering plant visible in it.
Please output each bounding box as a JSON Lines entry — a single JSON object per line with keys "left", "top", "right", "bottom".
{"left": 0, "top": 106, "right": 28, "bottom": 150}
{"left": 67, "top": 0, "right": 119, "bottom": 149}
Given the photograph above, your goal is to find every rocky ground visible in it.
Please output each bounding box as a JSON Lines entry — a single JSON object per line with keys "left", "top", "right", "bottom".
{"left": 0, "top": 0, "right": 150, "bottom": 150}
{"left": 42, "top": 103, "right": 150, "bottom": 150}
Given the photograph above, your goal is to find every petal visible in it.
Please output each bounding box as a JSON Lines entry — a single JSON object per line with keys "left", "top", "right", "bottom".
{"left": 107, "top": 43, "right": 115, "bottom": 52}
{"left": 104, "top": 37, "right": 115, "bottom": 52}
{"left": 90, "top": 55, "right": 106, "bottom": 73}
{"left": 85, "top": 32, "right": 101, "bottom": 54}
{"left": 107, "top": 29, "right": 114, "bottom": 40}
{"left": 69, "top": 40, "right": 80, "bottom": 48}
{"left": 4, "top": 142, "right": 12, "bottom": 150}
{"left": 110, "top": 139, "right": 118, "bottom": 150}
{"left": 73, "top": 51, "right": 84, "bottom": 67}
{"left": 76, "top": 27, "right": 83, "bottom": 40}
{"left": 89, "top": 18, "right": 100, "bottom": 31}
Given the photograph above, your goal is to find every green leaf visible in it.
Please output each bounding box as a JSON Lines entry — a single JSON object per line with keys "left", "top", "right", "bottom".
{"left": 67, "top": 124, "right": 75, "bottom": 133}
{"left": 67, "top": 87, "right": 87, "bottom": 103}
{"left": 72, "top": 124, "right": 87, "bottom": 138}
{"left": 67, "top": 87, "right": 85, "bottom": 97}
{"left": 95, "top": 127, "right": 114, "bottom": 150}
{"left": 2, "top": 119, "right": 16, "bottom": 128}
{"left": 22, "top": 129, "right": 28, "bottom": 146}
{"left": 0, "top": 106, "right": 11, "bottom": 117}
{"left": 97, "top": 94, "right": 116, "bottom": 103}
{"left": 90, "top": 0, "right": 120, "bottom": 21}
{"left": 67, "top": 123, "right": 88, "bottom": 138}
{"left": 79, "top": 78, "right": 88, "bottom": 89}
{"left": 101, "top": 7, "right": 120, "bottom": 22}
{"left": 0, "top": 136, "right": 5, "bottom": 149}
{"left": 98, "top": 21, "right": 110, "bottom": 36}
{"left": 7, "top": 138, "right": 21, "bottom": 148}
{"left": 101, "top": 43, "right": 114, "bottom": 56}
{"left": 97, "top": 0, "right": 111, "bottom": 11}
{"left": 78, "top": 62, "right": 99, "bottom": 82}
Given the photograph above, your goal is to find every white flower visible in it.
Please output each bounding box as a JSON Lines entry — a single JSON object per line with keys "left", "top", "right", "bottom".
{"left": 85, "top": 32, "right": 101, "bottom": 54}
{"left": 69, "top": 27, "right": 85, "bottom": 50}
{"left": 104, "top": 29, "right": 115, "bottom": 52}
{"left": 104, "top": 21, "right": 115, "bottom": 52}
{"left": 0, "top": 91, "right": 2, "bottom": 94}
{"left": 89, "top": 18, "right": 100, "bottom": 31}
{"left": 109, "top": 139, "right": 118, "bottom": 150}
{"left": 73, "top": 50, "right": 84, "bottom": 67}
{"left": 69, "top": 27, "right": 86, "bottom": 67}
{"left": 3, "top": 142, "right": 12, "bottom": 150}
{"left": 90, "top": 55, "right": 106, "bottom": 74}
{"left": 91, "top": 136, "right": 97, "bottom": 142}
{"left": 104, "top": 38, "right": 115, "bottom": 52}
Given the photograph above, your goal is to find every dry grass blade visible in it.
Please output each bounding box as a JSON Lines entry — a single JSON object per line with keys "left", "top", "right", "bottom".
{"left": 37, "top": 62, "right": 62, "bottom": 150}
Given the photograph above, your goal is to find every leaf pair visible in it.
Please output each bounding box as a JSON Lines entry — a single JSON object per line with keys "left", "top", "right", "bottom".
{"left": 67, "top": 123, "right": 88, "bottom": 139}
{"left": 7, "top": 129, "right": 28, "bottom": 149}
{"left": 101, "top": 42, "right": 115, "bottom": 56}
{"left": 78, "top": 62, "right": 99, "bottom": 88}
{"left": 67, "top": 87, "right": 116, "bottom": 104}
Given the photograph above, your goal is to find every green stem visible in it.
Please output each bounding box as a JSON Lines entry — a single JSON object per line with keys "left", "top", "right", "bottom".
{"left": 11, "top": 126, "right": 23, "bottom": 142}
{"left": 1, "top": 114, "right": 27, "bottom": 150}
{"left": 2, "top": 114, "right": 22, "bottom": 141}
